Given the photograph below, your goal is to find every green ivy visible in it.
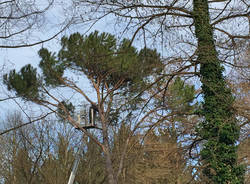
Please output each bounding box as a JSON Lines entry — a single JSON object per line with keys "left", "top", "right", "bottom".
{"left": 194, "top": 0, "right": 245, "bottom": 183}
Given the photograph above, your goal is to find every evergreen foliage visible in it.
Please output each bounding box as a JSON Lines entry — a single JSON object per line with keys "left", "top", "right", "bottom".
{"left": 2, "top": 31, "right": 164, "bottom": 184}
{"left": 167, "top": 77, "right": 196, "bottom": 113}
{"left": 39, "top": 48, "right": 65, "bottom": 87}
{"left": 3, "top": 64, "right": 40, "bottom": 100}
{"left": 57, "top": 101, "right": 75, "bottom": 119}
{"left": 194, "top": 0, "right": 245, "bottom": 183}
{"left": 3, "top": 31, "right": 163, "bottom": 102}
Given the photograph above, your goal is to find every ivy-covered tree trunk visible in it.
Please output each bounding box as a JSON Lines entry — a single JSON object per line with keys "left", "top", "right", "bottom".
{"left": 193, "top": 0, "right": 245, "bottom": 183}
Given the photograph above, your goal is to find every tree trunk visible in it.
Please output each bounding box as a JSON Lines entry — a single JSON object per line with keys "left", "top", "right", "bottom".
{"left": 100, "top": 111, "right": 117, "bottom": 184}
{"left": 102, "top": 126, "right": 117, "bottom": 184}
{"left": 193, "top": 0, "right": 245, "bottom": 183}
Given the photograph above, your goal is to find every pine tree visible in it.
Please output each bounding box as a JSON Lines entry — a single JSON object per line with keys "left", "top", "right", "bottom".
{"left": 3, "top": 31, "right": 164, "bottom": 184}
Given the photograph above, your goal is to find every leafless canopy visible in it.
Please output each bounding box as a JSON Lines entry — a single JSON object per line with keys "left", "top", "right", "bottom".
{"left": 0, "top": 0, "right": 72, "bottom": 48}
{"left": 74, "top": 0, "right": 249, "bottom": 68}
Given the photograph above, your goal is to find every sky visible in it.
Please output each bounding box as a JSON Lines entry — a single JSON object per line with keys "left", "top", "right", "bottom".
{"left": 0, "top": 0, "right": 144, "bottom": 121}
{"left": 0, "top": 0, "right": 248, "bottom": 127}
{"left": 0, "top": 0, "right": 210, "bottom": 120}
{"left": 0, "top": 21, "right": 128, "bottom": 132}
{"left": 0, "top": 0, "right": 89, "bottom": 122}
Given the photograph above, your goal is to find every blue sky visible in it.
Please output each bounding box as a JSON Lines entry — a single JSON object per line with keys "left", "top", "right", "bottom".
{"left": 0, "top": 0, "right": 112, "bottom": 120}
{"left": 0, "top": 0, "right": 248, "bottom": 128}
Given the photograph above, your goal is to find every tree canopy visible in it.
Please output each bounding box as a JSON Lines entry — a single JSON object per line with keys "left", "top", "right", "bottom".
{"left": 4, "top": 31, "right": 164, "bottom": 101}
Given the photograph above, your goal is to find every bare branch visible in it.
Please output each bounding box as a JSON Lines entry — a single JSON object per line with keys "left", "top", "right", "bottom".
{"left": 0, "top": 111, "right": 54, "bottom": 136}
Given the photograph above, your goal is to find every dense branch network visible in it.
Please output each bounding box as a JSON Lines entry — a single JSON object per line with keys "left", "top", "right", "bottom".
{"left": 0, "top": 0, "right": 73, "bottom": 48}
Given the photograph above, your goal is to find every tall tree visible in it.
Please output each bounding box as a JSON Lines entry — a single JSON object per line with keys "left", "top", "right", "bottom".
{"left": 3, "top": 31, "right": 164, "bottom": 184}
{"left": 194, "top": 0, "right": 245, "bottom": 183}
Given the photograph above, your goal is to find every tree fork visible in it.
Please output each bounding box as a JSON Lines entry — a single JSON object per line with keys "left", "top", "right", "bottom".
{"left": 193, "top": 0, "right": 245, "bottom": 183}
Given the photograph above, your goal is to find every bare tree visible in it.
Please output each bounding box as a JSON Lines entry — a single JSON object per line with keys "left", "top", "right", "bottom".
{"left": 228, "top": 46, "right": 250, "bottom": 184}
{"left": 73, "top": 0, "right": 249, "bottom": 65}
{"left": 0, "top": 0, "right": 72, "bottom": 48}
{"left": 0, "top": 111, "right": 81, "bottom": 184}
